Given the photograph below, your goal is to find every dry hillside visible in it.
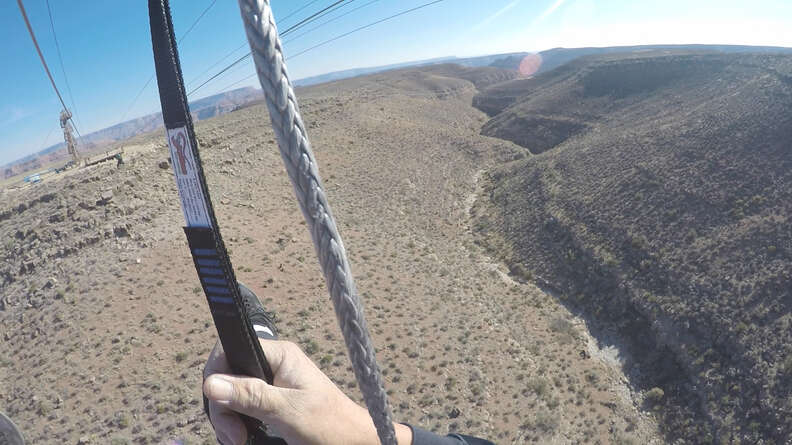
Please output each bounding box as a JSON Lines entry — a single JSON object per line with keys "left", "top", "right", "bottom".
{"left": 0, "top": 65, "right": 663, "bottom": 444}
{"left": 472, "top": 52, "right": 792, "bottom": 443}
{"left": 1, "top": 87, "right": 264, "bottom": 182}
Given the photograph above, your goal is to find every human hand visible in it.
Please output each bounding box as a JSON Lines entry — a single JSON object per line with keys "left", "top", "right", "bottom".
{"left": 203, "top": 339, "right": 412, "bottom": 445}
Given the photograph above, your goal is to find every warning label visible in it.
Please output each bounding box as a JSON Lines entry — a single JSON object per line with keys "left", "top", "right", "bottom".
{"left": 167, "top": 126, "right": 211, "bottom": 228}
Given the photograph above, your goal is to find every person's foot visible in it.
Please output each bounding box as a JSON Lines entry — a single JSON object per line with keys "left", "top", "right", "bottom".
{"left": 238, "top": 282, "right": 277, "bottom": 340}
{"left": 203, "top": 282, "right": 279, "bottom": 436}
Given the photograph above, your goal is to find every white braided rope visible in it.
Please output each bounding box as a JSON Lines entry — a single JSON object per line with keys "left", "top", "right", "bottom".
{"left": 236, "top": 1, "right": 396, "bottom": 444}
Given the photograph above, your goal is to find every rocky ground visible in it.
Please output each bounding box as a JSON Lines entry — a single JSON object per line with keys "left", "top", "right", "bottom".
{"left": 471, "top": 53, "right": 792, "bottom": 443}
{"left": 1, "top": 65, "right": 662, "bottom": 444}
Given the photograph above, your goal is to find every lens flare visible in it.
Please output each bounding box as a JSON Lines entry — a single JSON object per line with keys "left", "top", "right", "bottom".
{"left": 519, "top": 53, "right": 543, "bottom": 76}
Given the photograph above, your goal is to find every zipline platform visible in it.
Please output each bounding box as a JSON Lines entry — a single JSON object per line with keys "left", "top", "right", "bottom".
{"left": 83, "top": 148, "right": 124, "bottom": 167}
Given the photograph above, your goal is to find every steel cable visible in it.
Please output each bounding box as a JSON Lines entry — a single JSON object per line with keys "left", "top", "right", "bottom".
{"left": 236, "top": 0, "right": 396, "bottom": 443}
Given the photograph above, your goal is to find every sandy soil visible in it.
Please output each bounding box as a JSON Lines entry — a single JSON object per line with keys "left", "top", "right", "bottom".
{"left": 1, "top": 67, "right": 662, "bottom": 444}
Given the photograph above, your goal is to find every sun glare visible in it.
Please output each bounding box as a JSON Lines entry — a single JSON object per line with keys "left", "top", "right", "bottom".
{"left": 519, "top": 53, "right": 543, "bottom": 76}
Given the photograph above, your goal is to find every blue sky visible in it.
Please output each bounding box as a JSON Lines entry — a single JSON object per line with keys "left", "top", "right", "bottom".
{"left": 2, "top": 0, "right": 791, "bottom": 166}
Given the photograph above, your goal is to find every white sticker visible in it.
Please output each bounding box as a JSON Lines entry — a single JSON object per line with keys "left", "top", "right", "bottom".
{"left": 167, "top": 126, "right": 211, "bottom": 228}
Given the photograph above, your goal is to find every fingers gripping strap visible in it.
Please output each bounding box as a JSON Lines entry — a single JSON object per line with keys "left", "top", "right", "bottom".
{"left": 185, "top": 227, "right": 274, "bottom": 383}
{"left": 149, "top": 0, "right": 273, "bottom": 388}
{"left": 149, "top": 1, "right": 280, "bottom": 442}
{"left": 186, "top": 227, "right": 278, "bottom": 442}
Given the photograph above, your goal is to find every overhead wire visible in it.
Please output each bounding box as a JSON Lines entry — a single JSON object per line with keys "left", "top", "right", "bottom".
{"left": 184, "top": 0, "right": 351, "bottom": 90}
{"left": 39, "top": 123, "right": 58, "bottom": 152}
{"left": 280, "top": 0, "right": 323, "bottom": 23}
{"left": 186, "top": 0, "right": 340, "bottom": 86}
{"left": 288, "top": 0, "right": 444, "bottom": 60}
{"left": 128, "top": 0, "right": 335, "bottom": 118}
{"left": 187, "top": 51, "right": 253, "bottom": 97}
{"left": 202, "top": 0, "right": 445, "bottom": 97}
{"left": 204, "top": 0, "right": 382, "bottom": 97}
{"left": 282, "top": 0, "right": 348, "bottom": 35}
{"left": 190, "top": 0, "right": 354, "bottom": 90}
{"left": 185, "top": 42, "right": 249, "bottom": 87}
{"left": 187, "top": 0, "right": 355, "bottom": 97}
{"left": 178, "top": 0, "right": 217, "bottom": 42}
{"left": 283, "top": 0, "right": 381, "bottom": 45}
{"left": 120, "top": 0, "right": 218, "bottom": 122}
{"left": 16, "top": 1, "right": 68, "bottom": 114}
{"left": 45, "top": 0, "right": 82, "bottom": 138}
{"left": 120, "top": 76, "right": 155, "bottom": 123}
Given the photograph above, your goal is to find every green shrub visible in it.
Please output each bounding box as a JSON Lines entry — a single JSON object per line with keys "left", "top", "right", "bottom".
{"left": 614, "top": 435, "right": 636, "bottom": 445}
{"left": 534, "top": 409, "right": 559, "bottom": 433}
{"left": 510, "top": 263, "right": 533, "bottom": 281}
{"left": 584, "top": 369, "right": 600, "bottom": 385}
{"left": 117, "top": 413, "right": 130, "bottom": 428}
{"left": 528, "top": 377, "right": 550, "bottom": 397}
{"left": 304, "top": 339, "right": 319, "bottom": 355}
{"left": 646, "top": 387, "right": 664, "bottom": 404}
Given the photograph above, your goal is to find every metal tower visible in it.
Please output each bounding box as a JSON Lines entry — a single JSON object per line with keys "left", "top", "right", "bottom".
{"left": 59, "top": 109, "right": 79, "bottom": 163}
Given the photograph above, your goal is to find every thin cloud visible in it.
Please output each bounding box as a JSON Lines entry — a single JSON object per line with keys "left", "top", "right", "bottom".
{"left": 474, "top": 0, "right": 522, "bottom": 30}
{"left": 0, "top": 107, "right": 35, "bottom": 128}
{"left": 535, "top": 0, "right": 567, "bottom": 23}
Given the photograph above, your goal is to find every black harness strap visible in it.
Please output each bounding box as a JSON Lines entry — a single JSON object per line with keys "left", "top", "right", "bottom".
{"left": 147, "top": 1, "right": 281, "bottom": 442}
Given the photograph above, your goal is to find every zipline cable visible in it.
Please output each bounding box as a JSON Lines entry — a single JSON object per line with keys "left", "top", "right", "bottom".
{"left": 185, "top": 42, "right": 249, "bottom": 87}
{"left": 280, "top": 0, "right": 322, "bottom": 23}
{"left": 238, "top": 0, "right": 402, "bottom": 442}
{"left": 185, "top": 0, "right": 346, "bottom": 90}
{"left": 178, "top": 0, "right": 217, "bottom": 42}
{"left": 120, "top": 77, "right": 155, "bottom": 123}
{"left": 38, "top": 123, "right": 58, "bottom": 153}
{"left": 17, "top": 0, "right": 69, "bottom": 113}
{"left": 288, "top": 0, "right": 444, "bottom": 60}
{"left": 121, "top": 0, "right": 218, "bottom": 122}
{"left": 198, "top": 0, "right": 382, "bottom": 97}
{"left": 45, "top": 0, "right": 82, "bottom": 138}
{"left": 281, "top": 0, "right": 348, "bottom": 35}
{"left": 202, "top": 0, "right": 444, "bottom": 98}
{"left": 187, "top": 0, "right": 353, "bottom": 97}
{"left": 186, "top": 2, "right": 348, "bottom": 88}
{"left": 284, "top": 0, "right": 380, "bottom": 44}
{"left": 187, "top": 51, "right": 252, "bottom": 97}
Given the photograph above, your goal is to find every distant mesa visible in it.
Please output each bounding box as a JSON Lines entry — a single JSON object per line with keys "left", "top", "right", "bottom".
{"left": 2, "top": 87, "right": 263, "bottom": 180}
{"left": 6, "top": 43, "right": 790, "bottom": 180}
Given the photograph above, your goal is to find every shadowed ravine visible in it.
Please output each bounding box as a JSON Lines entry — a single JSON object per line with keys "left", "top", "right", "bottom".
{"left": 471, "top": 51, "right": 792, "bottom": 443}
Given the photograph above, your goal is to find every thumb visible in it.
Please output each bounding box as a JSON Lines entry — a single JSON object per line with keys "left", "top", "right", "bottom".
{"left": 204, "top": 373, "right": 289, "bottom": 421}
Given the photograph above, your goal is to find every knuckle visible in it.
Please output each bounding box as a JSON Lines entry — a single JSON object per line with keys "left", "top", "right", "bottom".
{"left": 238, "top": 379, "right": 271, "bottom": 415}
{"left": 235, "top": 379, "right": 254, "bottom": 408}
{"left": 248, "top": 384, "right": 268, "bottom": 413}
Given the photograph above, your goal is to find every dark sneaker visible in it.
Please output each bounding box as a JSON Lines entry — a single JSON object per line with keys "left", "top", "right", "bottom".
{"left": 238, "top": 282, "right": 277, "bottom": 340}
{"left": 203, "top": 282, "right": 281, "bottom": 439}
